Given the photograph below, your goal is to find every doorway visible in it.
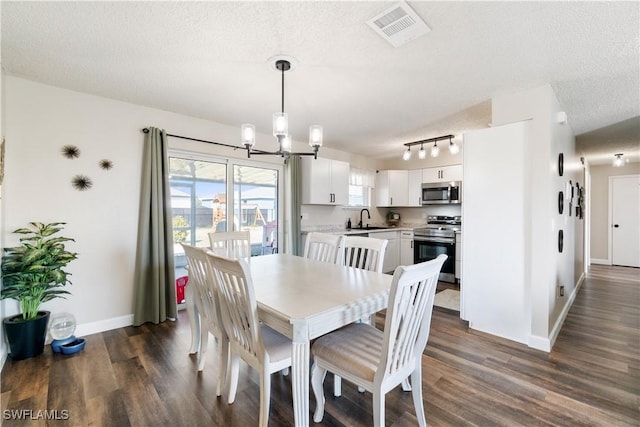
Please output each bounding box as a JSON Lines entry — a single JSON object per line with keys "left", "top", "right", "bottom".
{"left": 609, "top": 175, "right": 640, "bottom": 267}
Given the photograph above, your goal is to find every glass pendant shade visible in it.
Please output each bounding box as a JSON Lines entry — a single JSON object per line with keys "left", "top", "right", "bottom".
{"left": 281, "top": 135, "right": 292, "bottom": 152}
{"left": 613, "top": 154, "right": 624, "bottom": 167}
{"left": 402, "top": 147, "right": 412, "bottom": 161}
{"left": 241, "top": 124, "right": 256, "bottom": 147}
{"left": 309, "top": 125, "right": 323, "bottom": 147}
{"left": 418, "top": 145, "right": 426, "bottom": 159}
{"left": 431, "top": 143, "right": 440, "bottom": 157}
{"left": 449, "top": 140, "right": 460, "bottom": 155}
{"left": 273, "top": 112, "right": 288, "bottom": 137}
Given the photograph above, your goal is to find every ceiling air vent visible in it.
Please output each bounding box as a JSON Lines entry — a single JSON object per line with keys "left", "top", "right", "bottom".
{"left": 367, "top": 1, "right": 431, "bottom": 48}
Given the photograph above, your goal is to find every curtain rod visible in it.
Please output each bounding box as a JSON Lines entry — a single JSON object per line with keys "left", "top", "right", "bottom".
{"left": 141, "top": 127, "right": 271, "bottom": 154}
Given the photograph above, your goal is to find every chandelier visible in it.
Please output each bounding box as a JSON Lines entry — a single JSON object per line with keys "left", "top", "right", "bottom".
{"left": 240, "top": 57, "right": 323, "bottom": 159}
{"left": 402, "top": 134, "right": 459, "bottom": 160}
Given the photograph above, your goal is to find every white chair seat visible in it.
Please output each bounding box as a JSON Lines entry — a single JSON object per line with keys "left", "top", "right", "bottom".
{"left": 260, "top": 324, "right": 292, "bottom": 365}
{"left": 312, "top": 323, "right": 382, "bottom": 382}
{"left": 311, "top": 254, "right": 448, "bottom": 427}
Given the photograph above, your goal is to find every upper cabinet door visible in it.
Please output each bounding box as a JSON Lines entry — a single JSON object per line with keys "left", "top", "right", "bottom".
{"left": 422, "top": 164, "right": 463, "bottom": 183}
{"left": 331, "top": 159, "right": 350, "bottom": 206}
{"left": 421, "top": 167, "right": 441, "bottom": 183}
{"left": 442, "top": 164, "right": 463, "bottom": 182}
{"left": 376, "top": 170, "right": 409, "bottom": 207}
{"left": 300, "top": 157, "right": 349, "bottom": 205}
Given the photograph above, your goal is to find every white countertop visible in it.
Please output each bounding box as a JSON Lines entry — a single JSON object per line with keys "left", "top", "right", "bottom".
{"left": 302, "top": 226, "right": 415, "bottom": 236}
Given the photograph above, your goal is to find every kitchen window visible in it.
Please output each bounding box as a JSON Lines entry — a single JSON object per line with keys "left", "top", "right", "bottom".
{"left": 348, "top": 167, "right": 375, "bottom": 207}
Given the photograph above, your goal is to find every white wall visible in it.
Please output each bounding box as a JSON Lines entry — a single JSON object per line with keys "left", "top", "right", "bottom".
{"left": 490, "top": 84, "right": 581, "bottom": 350}
{"left": 1, "top": 76, "right": 294, "bottom": 340}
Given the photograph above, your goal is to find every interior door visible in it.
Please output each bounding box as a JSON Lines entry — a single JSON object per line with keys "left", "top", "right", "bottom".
{"left": 611, "top": 175, "right": 640, "bottom": 267}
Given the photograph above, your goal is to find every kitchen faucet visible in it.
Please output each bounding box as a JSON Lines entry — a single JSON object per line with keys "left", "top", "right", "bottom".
{"left": 358, "top": 208, "right": 371, "bottom": 229}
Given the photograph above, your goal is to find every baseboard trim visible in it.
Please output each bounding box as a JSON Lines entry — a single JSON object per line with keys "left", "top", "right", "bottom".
{"left": 590, "top": 258, "right": 610, "bottom": 265}
{"left": 547, "top": 272, "right": 585, "bottom": 350}
{"left": 528, "top": 335, "right": 551, "bottom": 352}
{"left": 75, "top": 314, "right": 134, "bottom": 338}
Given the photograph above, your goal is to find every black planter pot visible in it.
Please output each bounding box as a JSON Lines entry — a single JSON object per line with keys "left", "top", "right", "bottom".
{"left": 3, "top": 311, "right": 50, "bottom": 360}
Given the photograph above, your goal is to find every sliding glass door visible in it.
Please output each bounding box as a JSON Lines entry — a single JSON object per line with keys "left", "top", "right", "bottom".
{"left": 233, "top": 164, "right": 279, "bottom": 256}
{"left": 168, "top": 153, "right": 283, "bottom": 279}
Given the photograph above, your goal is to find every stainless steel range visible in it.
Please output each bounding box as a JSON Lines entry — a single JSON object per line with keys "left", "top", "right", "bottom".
{"left": 414, "top": 216, "right": 461, "bottom": 283}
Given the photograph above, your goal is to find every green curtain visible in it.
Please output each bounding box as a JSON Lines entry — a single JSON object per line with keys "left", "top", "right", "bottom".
{"left": 133, "top": 127, "right": 177, "bottom": 326}
{"left": 287, "top": 155, "right": 302, "bottom": 256}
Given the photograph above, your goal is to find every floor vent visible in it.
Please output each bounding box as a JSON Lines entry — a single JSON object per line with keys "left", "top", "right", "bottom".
{"left": 366, "top": 1, "right": 431, "bottom": 48}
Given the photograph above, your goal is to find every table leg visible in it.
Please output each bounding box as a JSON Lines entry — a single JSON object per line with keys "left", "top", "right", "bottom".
{"left": 291, "top": 319, "right": 310, "bottom": 427}
{"left": 186, "top": 284, "right": 200, "bottom": 354}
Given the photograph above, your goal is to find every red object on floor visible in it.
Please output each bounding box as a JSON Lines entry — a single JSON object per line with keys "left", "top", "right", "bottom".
{"left": 176, "top": 276, "right": 188, "bottom": 304}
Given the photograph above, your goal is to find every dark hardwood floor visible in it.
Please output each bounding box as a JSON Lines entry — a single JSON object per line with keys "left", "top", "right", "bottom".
{"left": 2, "top": 265, "right": 638, "bottom": 426}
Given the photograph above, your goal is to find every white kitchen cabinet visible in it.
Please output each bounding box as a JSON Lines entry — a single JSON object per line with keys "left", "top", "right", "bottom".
{"left": 301, "top": 157, "right": 349, "bottom": 205}
{"left": 375, "top": 170, "right": 409, "bottom": 207}
{"left": 375, "top": 231, "right": 399, "bottom": 273}
{"left": 400, "top": 230, "right": 414, "bottom": 266}
{"left": 422, "top": 164, "right": 463, "bottom": 183}
{"left": 407, "top": 169, "right": 423, "bottom": 207}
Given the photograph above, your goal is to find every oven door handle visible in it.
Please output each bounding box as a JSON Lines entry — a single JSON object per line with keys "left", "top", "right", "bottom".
{"left": 414, "top": 237, "right": 455, "bottom": 244}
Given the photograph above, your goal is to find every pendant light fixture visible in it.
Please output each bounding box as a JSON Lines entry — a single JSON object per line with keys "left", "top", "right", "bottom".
{"left": 402, "top": 134, "right": 458, "bottom": 160}
{"left": 448, "top": 136, "right": 460, "bottom": 154}
{"left": 241, "top": 56, "right": 322, "bottom": 159}
{"left": 418, "top": 143, "right": 426, "bottom": 159}
{"left": 613, "top": 153, "right": 624, "bottom": 167}
{"left": 402, "top": 147, "right": 412, "bottom": 160}
{"left": 430, "top": 141, "right": 440, "bottom": 157}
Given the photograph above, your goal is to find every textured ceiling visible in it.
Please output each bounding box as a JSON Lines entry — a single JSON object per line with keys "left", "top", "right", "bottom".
{"left": 2, "top": 1, "right": 639, "bottom": 162}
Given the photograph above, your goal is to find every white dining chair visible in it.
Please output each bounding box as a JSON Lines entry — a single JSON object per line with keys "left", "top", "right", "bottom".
{"left": 208, "top": 230, "right": 252, "bottom": 260}
{"left": 311, "top": 254, "right": 447, "bottom": 427}
{"left": 181, "top": 244, "right": 228, "bottom": 397}
{"left": 185, "top": 231, "right": 250, "bottom": 373}
{"left": 206, "top": 252, "right": 293, "bottom": 427}
{"left": 303, "top": 232, "right": 342, "bottom": 263}
{"left": 340, "top": 235, "right": 388, "bottom": 273}
{"left": 333, "top": 234, "right": 388, "bottom": 396}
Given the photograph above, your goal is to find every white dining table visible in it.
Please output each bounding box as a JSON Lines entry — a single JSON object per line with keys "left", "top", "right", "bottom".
{"left": 186, "top": 253, "right": 392, "bottom": 427}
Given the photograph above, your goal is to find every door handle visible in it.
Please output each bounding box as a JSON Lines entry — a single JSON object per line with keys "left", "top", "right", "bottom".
{"left": 613, "top": 224, "right": 619, "bottom": 228}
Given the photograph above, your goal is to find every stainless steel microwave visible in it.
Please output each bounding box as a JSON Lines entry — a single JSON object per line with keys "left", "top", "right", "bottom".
{"left": 421, "top": 181, "right": 462, "bottom": 205}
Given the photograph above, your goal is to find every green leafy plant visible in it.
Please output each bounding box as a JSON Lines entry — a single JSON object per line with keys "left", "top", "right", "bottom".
{"left": 1, "top": 222, "right": 78, "bottom": 321}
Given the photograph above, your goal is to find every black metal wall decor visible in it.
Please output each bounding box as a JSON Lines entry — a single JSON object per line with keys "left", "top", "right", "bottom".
{"left": 71, "top": 174, "right": 93, "bottom": 191}
{"left": 62, "top": 145, "right": 81, "bottom": 159}
{"left": 99, "top": 159, "right": 114, "bottom": 170}
{"left": 558, "top": 153, "right": 564, "bottom": 176}
{"left": 558, "top": 229, "right": 564, "bottom": 253}
{"left": 558, "top": 191, "right": 564, "bottom": 214}
{"left": 576, "top": 183, "right": 585, "bottom": 219}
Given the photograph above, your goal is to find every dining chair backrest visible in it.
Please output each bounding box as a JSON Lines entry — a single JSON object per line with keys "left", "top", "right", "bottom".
{"left": 181, "top": 244, "right": 225, "bottom": 339}
{"left": 377, "top": 254, "right": 447, "bottom": 386}
{"left": 303, "top": 232, "right": 342, "bottom": 263}
{"left": 340, "top": 235, "right": 388, "bottom": 273}
{"left": 206, "top": 253, "right": 265, "bottom": 363}
{"left": 208, "top": 230, "right": 251, "bottom": 261}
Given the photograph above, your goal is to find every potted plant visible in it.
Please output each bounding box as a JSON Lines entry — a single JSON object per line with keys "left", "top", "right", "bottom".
{"left": 1, "top": 222, "right": 78, "bottom": 360}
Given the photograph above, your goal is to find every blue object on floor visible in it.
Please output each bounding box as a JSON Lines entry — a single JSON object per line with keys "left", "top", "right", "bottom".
{"left": 60, "top": 338, "right": 86, "bottom": 355}
{"left": 51, "top": 336, "right": 76, "bottom": 353}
